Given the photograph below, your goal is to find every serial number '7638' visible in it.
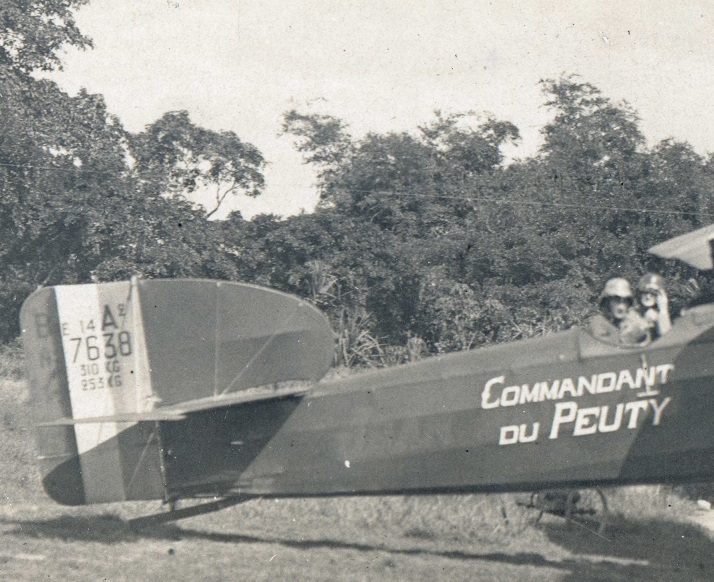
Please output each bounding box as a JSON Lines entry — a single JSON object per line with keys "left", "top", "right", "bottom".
{"left": 70, "top": 332, "right": 132, "bottom": 363}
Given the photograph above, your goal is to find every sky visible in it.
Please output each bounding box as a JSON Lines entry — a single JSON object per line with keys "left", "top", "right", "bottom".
{"left": 51, "top": 0, "right": 714, "bottom": 219}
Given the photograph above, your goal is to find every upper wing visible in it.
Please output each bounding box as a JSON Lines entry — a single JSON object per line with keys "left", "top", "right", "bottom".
{"left": 649, "top": 223, "right": 714, "bottom": 270}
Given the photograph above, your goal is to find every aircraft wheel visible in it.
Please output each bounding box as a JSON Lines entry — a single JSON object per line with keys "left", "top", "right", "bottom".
{"left": 504, "top": 493, "right": 546, "bottom": 533}
{"left": 564, "top": 488, "right": 609, "bottom": 535}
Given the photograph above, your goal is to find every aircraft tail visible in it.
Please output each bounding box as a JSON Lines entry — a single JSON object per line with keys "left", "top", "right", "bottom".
{"left": 20, "top": 279, "right": 334, "bottom": 505}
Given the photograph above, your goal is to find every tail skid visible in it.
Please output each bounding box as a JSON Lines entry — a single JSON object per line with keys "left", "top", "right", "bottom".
{"left": 128, "top": 495, "right": 254, "bottom": 529}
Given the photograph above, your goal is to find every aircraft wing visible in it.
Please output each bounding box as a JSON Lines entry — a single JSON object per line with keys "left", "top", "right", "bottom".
{"left": 649, "top": 223, "right": 714, "bottom": 269}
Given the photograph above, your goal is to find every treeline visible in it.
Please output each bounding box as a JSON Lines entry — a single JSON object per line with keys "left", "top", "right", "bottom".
{"left": 228, "top": 87, "right": 714, "bottom": 364}
{"left": 2, "top": 1, "right": 713, "bottom": 364}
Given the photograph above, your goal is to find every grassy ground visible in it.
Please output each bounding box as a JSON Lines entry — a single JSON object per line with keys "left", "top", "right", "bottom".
{"left": 1, "top": 348, "right": 713, "bottom": 581}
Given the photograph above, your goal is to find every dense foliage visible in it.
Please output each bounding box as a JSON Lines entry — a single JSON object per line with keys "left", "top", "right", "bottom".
{"left": 2, "top": 1, "right": 714, "bottom": 364}
{"left": 259, "top": 87, "right": 714, "bottom": 364}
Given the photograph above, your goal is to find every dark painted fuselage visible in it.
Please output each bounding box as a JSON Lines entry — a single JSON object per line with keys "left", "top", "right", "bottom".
{"left": 158, "top": 304, "right": 714, "bottom": 501}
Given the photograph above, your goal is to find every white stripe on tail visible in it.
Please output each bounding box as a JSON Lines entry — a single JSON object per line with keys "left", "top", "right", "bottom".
{"left": 54, "top": 280, "right": 153, "bottom": 502}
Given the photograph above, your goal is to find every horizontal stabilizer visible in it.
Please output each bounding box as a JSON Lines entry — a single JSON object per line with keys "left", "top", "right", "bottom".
{"left": 38, "top": 385, "right": 310, "bottom": 425}
{"left": 649, "top": 223, "right": 714, "bottom": 269}
{"left": 159, "top": 384, "right": 310, "bottom": 415}
{"left": 38, "top": 411, "right": 186, "bottom": 425}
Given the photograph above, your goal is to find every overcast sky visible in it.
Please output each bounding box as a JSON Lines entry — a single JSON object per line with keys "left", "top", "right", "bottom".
{"left": 51, "top": 0, "right": 714, "bottom": 218}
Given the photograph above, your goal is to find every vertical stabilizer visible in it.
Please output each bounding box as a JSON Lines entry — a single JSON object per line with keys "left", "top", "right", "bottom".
{"left": 22, "top": 281, "right": 164, "bottom": 505}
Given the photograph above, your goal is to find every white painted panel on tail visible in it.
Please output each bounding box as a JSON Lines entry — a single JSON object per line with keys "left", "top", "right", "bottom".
{"left": 54, "top": 281, "right": 149, "bottom": 502}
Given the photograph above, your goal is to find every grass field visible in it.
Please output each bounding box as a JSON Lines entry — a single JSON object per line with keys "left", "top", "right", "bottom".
{"left": 1, "top": 346, "right": 713, "bottom": 581}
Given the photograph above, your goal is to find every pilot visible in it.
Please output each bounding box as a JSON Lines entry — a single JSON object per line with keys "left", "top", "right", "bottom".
{"left": 636, "top": 273, "right": 672, "bottom": 340}
{"left": 589, "top": 278, "right": 650, "bottom": 346}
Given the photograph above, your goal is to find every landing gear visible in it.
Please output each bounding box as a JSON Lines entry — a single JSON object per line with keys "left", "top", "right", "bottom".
{"left": 517, "top": 488, "right": 609, "bottom": 534}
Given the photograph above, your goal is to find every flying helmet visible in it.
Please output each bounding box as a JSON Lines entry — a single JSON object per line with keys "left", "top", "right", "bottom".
{"left": 637, "top": 273, "right": 665, "bottom": 294}
{"left": 599, "top": 278, "right": 633, "bottom": 304}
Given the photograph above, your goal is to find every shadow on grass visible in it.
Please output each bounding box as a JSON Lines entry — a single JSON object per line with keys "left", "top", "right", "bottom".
{"left": 1, "top": 513, "right": 569, "bottom": 572}
{"left": 0, "top": 514, "right": 145, "bottom": 544}
{"left": 5, "top": 512, "right": 714, "bottom": 580}
{"left": 539, "top": 514, "right": 714, "bottom": 582}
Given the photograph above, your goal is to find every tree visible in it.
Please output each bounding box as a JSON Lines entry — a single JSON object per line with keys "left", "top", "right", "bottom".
{"left": 282, "top": 109, "right": 518, "bottom": 235}
{"left": 131, "top": 111, "right": 265, "bottom": 218}
{"left": 540, "top": 75, "right": 644, "bottom": 165}
{"left": 281, "top": 109, "right": 353, "bottom": 198}
{"left": 0, "top": 0, "right": 92, "bottom": 73}
{"left": 0, "top": 2, "right": 268, "bottom": 339}
{"left": 274, "top": 78, "right": 714, "bottom": 360}
{"left": 419, "top": 111, "right": 519, "bottom": 180}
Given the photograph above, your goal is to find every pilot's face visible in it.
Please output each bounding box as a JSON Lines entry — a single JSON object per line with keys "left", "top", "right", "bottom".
{"left": 640, "top": 291, "right": 656, "bottom": 308}
{"left": 608, "top": 297, "right": 630, "bottom": 321}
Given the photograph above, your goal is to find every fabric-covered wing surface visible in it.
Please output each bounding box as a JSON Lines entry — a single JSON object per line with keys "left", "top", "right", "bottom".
{"left": 649, "top": 223, "right": 714, "bottom": 270}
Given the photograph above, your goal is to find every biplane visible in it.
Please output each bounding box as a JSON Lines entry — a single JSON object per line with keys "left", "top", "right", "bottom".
{"left": 18, "top": 225, "right": 714, "bottom": 526}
